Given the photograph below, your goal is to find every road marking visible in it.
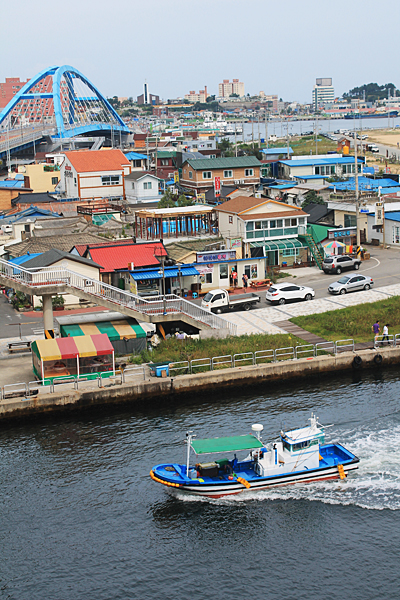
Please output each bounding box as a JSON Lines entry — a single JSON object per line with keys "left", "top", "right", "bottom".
{"left": 361, "top": 257, "right": 380, "bottom": 272}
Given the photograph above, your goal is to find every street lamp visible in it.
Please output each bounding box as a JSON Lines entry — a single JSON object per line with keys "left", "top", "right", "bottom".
{"left": 154, "top": 245, "right": 167, "bottom": 315}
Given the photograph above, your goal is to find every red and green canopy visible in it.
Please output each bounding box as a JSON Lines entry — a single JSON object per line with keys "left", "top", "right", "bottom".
{"left": 32, "top": 334, "right": 114, "bottom": 361}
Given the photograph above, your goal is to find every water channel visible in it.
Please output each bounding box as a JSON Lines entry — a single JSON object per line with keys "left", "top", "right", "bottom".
{"left": 1, "top": 368, "right": 399, "bottom": 599}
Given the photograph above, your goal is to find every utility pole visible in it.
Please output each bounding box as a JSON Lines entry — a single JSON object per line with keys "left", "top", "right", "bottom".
{"left": 354, "top": 123, "right": 360, "bottom": 247}
{"left": 315, "top": 114, "right": 318, "bottom": 155}
{"left": 234, "top": 123, "right": 237, "bottom": 157}
{"left": 265, "top": 113, "right": 269, "bottom": 149}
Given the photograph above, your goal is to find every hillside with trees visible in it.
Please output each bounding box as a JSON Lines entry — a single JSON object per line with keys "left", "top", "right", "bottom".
{"left": 343, "top": 83, "right": 399, "bottom": 102}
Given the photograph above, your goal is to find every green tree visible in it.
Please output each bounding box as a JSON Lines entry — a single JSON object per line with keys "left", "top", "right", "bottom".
{"left": 177, "top": 194, "right": 194, "bottom": 207}
{"left": 229, "top": 93, "right": 239, "bottom": 98}
{"left": 301, "top": 190, "right": 326, "bottom": 208}
{"left": 107, "top": 96, "right": 120, "bottom": 109}
{"left": 206, "top": 95, "right": 216, "bottom": 102}
{"left": 158, "top": 188, "right": 176, "bottom": 208}
{"left": 343, "top": 82, "right": 399, "bottom": 102}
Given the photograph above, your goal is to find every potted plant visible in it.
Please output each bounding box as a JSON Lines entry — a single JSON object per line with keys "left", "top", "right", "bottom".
{"left": 52, "top": 295, "right": 65, "bottom": 311}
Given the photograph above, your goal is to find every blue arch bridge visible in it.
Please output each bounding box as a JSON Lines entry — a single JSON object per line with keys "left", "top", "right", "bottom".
{"left": 0, "top": 65, "right": 131, "bottom": 164}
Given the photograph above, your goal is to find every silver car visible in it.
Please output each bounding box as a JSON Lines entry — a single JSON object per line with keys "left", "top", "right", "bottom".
{"left": 328, "top": 274, "right": 374, "bottom": 295}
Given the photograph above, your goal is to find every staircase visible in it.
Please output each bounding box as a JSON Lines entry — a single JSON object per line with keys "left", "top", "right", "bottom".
{"left": 299, "top": 228, "right": 324, "bottom": 270}
{"left": 0, "top": 258, "right": 236, "bottom": 335}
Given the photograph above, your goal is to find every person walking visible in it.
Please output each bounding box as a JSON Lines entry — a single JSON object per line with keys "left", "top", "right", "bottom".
{"left": 232, "top": 270, "right": 238, "bottom": 288}
{"left": 242, "top": 273, "right": 248, "bottom": 292}
{"left": 372, "top": 320, "right": 380, "bottom": 348}
{"left": 382, "top": 323, "right": 390, "bottom": 346}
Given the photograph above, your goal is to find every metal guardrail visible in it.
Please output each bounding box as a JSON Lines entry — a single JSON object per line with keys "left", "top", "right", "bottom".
{"left": 375, "top": 334, "right": 395, "bottom": 348}
{"left": 0, "top": 257, "right": 236, "bottom": 335}
{"left": 5, "top": 335, "right": 399, "bottom": 400}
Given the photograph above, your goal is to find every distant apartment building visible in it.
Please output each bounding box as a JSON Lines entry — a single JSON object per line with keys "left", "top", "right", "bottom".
{"left": 0, "top": 75, "right": 58, "bottom": 122}
{"left": 259, "top": 92, "right": 278, "bottom": 111}
{"left": 312, "top": 78, "right": 334, "bottom": 110}
{"left": 218, "top": 79, "right": 245, "bottom": 98}
{"left": 184, "top": 86, "right": 208, "bottom": 103}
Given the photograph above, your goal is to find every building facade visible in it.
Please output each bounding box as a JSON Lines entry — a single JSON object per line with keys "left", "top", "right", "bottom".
{"left": 180, "top": 156, "right": 261, "bottom": 192}
{"left": 312, "top": 78, "right": 334, "bottom": 110}
{"left": 218, "top": 79, "right": 245, "bottom": 98}
{"left": 184, "top": 86, "right": 208, "bottom": 103}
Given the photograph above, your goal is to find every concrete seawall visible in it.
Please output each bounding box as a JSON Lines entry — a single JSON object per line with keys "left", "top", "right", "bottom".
{"left": 1, "top": 347, "right": 398, "bottom": 423}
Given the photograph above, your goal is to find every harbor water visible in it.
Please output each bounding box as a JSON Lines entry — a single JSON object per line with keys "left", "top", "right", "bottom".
{"left": 1, "top": 369, "right": 400, "bottom": 599}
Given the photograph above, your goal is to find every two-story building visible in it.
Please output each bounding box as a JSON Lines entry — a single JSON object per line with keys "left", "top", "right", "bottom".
{"left": 125, "top": 172, "right": 164, "bottom": 205}
{"left": 180, "top": 156, "right": 261, "bottom": 193}
{"left": 215, "top": 196, "right": 309, "bottom": 268}
{"left": 59, "top": 149, "right": 131, "bottom": 201}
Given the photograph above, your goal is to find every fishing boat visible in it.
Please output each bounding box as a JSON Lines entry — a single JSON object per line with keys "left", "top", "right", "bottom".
{"left": 150, "top": 414, "right": 359, "bottom": 498}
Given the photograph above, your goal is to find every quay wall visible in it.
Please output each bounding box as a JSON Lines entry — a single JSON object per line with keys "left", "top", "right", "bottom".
{"left": 0, "top": 347, "right": 398, "bottom": 422}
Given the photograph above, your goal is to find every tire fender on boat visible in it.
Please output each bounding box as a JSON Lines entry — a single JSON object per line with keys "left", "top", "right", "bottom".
{"left": 374, "top": 354, "right": 383, "bottom": 365}
{"left": 352, "top": 355, "right": 362, "bottom": 369}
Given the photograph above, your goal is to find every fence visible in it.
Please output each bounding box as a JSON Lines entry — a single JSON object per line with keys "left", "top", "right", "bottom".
{"left": 2, "top": 336, "right": 397, "bottom": 401}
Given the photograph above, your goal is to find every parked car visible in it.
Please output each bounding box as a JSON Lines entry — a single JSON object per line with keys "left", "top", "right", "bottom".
{"left": 328, "top": 274, "right": 374, "bottom": 295}
{"left": 322, "top": 255, "right": 361, "bottom": 274}
{"left": 266, "top": 283, "right": 315, "bottom": 305}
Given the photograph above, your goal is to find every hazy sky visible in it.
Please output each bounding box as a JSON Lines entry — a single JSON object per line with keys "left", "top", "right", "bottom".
{"left": 3, "top": 0, "right": 399, "bottom": 103}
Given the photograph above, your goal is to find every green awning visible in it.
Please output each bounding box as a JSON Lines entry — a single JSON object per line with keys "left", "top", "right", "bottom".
{"left": 191, "top": 434, "right": 263, "bottom": 455}
{"left": 250, "top": 238, "right": 305, "bottom": 251}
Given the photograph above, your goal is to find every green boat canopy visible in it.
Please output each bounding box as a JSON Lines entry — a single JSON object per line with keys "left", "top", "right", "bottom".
{"left": 191, "top": 434, "right": 263, "bottom": 455}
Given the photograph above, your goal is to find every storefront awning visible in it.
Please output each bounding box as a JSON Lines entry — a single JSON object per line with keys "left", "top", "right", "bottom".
{"left": 130, "top": 266, "right": 199, "bottom": 281}
{"left": 60, "top": 319, "right": 146, "bottom": 341}
{"left": 32, "top": 334, "right": 114, "bottom": 360}
{"left": 250, "top": 238, "right": 306, "bottom": 251}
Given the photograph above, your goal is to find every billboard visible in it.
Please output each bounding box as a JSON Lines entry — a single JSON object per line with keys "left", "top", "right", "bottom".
{"left": 214, "top": 176, "right": 221, "bottom": 196}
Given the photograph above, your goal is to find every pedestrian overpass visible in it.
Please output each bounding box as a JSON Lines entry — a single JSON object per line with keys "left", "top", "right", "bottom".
{"left": 0, "top": 258, "right": 235, "bottom": 338}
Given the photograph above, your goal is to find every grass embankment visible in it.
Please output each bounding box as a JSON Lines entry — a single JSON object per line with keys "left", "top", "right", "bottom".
{"left": 266, "top": 136, "right": 337, "bottom": 156}
{"left": 291, "top": 296, "right": 400, "bottom": 344}
{"left": 129, "top": 333, "right": 305, "bottom": 365}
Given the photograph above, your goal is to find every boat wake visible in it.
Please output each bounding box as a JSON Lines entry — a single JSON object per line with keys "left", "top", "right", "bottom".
{"left": 177, "top": 417, "right": 400, "bottom": 511}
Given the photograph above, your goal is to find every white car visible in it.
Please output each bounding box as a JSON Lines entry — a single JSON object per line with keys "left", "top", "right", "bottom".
{"left": 266, "top": 283, "right": 315, "bottom": 305}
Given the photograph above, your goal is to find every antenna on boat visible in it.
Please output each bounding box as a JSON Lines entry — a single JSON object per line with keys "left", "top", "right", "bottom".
{"left": 185, "top": 431, "right": 195, "bottom": 478}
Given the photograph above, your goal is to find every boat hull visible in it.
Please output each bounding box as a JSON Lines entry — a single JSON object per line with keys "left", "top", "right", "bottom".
{"left": 151, "top": 459, "right": 359, "bottom": 499}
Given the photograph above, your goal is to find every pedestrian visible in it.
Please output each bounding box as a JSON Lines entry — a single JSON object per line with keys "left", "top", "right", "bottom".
{"left": 382, "top": 323, "right": 390, "bottom": 346}
{"left": 372, "top": 319, "right": 380, "bottom": 348}
{"left": 242, "top": 273, "right": 248, "bottom": 292}
{"left": 232, "top": 270, "right": 238, "bottom": 288}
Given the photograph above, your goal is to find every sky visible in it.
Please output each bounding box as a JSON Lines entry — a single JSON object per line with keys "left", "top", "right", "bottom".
{"left": 2, "top": 0, "right": 400, "bottom": 104}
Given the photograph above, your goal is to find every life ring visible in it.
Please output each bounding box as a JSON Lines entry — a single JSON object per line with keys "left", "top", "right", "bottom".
{"left": 374, "top": 354, "right": 383, "bottom": 365}
{"left": 352, "top": 355, "right": 362, "bottom": 369}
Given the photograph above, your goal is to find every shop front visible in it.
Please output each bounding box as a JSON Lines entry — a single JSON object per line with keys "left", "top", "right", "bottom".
{"left": 129, "top": 265, "right": 200, "bottom": 297}
{"left": 249, "top": 239, "right": 308, "bottom": 268}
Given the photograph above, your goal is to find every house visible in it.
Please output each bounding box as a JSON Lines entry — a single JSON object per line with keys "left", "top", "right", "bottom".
{"left": 13, "top": 249, "right": 103, "bottom": 308}
{"left": 180, "top": 156, "right": 262, "bottom": 192}
{"left": 215, "top": 196, "right": 309, "bottom": 267}
{"left": 59, "top": 149, "right": 131, "bottom": 201}
{"left": 0, "top": 178, "right": 32, "bottom": 210}
{"left": 71, "top": 240, "right": 167, "bottom": 287}
{"left": 303, "top": 202, "right": 334, "bottom": 226}
{"left": 261, "top": 147, "right": 293, "bottom": 161}
{"left": 5, "top": 232, "right": 109, "bottom": 258}
{"left": 124, "top": 172, "right": 164, "bottom": 205}
{"left": 277, "top": 154, "right": 364, "bottom": 180}
{"left": 124, "top": 151, "right": 148, "bottom": 171}
{"left": 13, "top": 163, "right": 60, "bottom": 193}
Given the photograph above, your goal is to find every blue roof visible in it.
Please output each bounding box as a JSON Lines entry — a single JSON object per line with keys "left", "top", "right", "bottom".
{"left": 329, "top": 177, "right": 400, "bottom": 192}
{"left": 9, "top": 253, "right": 42, "bottom": 265}
{"left": 279, "top": 156, "right": 364, "bottom": 167}
{"left": 130, "top": 265, "right": 200, "bottom": 280}
{"left": 294, "top": 174, "right": 328, "bottom": 180}
{"left": 124, "top": 151, "right": 147, "bottom": 161}
{"left": 268, "top": 183, "right": 298, "bottom": 190}
{"left": 262, "top": 147, "right": 293, "bottom": 156}
{"left": 1, "top": 206, "right": 61, "bottom": 224}
{"left": 383, "top": 212, "right": 400, "bottom": 222}
{"left": 363, "top": 167, "right": 375, "bottom": 175}
{"left": 0, "top": 179, "right": 26, "bottom": 189}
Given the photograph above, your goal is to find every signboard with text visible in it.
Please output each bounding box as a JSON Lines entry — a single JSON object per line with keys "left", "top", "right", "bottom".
{"left": 214, "top": 176, "right": 221, "bottom": 196}
{"left": 328, "top": 227, "right": 356, "bottom": 239}
{"left": 196, "top": 250, "right": 236, "bottom": 263}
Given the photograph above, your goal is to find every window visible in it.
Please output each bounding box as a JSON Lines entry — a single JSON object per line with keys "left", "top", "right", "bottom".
{"left": 282, "top": 249, "right": 296, "bottom": 256}
{"left": 203, "top": 171, "right": 212, "bottom": 179}
{"left": 246, "top": 222, "right": 254, "bottom": 231}
{"left": 224, "top": 170, "right": 233, "bottom": 178}
{"left": 160, "top": 159, "right": 169, "bottom": 166}
{"left": 188, "top": 171, "right": 193, "bottom": 179}
{"left": 245, "top": 169, "right": 254, "bottom": 177}
{"left": 229, "top": 216, "right": 233, "bottom": 224}
{"left": 102, "top": 175, "right": 120, "bottom": 186}
{"left": 276, "top": 219, "right": 283, "bottom": 228}
{"left": 143, "top": 182, "right": 152, "bottom": 190}
{"left": 200, "top": 272, "right": 213, "bottom": 284}
{"left": 51, "top": 177, "right": 58, "bottom": 185}
{"left": 299, "top": 217, "right": 305, "bottom": 225}
{"left": 207, "top": 143, "right": 212, "bottom": 148}
{"left": 344, "top": 214, "right": 356, "bottom": 227}
{"left": 219, "top": 264, "right": 229, "bottom": 279}
{"left": 270, "top": 220, "right": 276, "bottom": 229}
{"left": 291, "top": 218, "right": 297, "bottom": 226}
{"left": 255, "top": 221, "right": 262, "bottom": 230}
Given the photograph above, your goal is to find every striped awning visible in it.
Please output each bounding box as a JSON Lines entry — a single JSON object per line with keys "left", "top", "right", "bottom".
{"left": 32, "top": 334, "right": 114, "bottom": 361}
{"left": 250, "top": 238, "right": 305, "bottom": 251}
{"left": 60, "top": 319, "right": 146, "bottom": 341}
{"left": 130, "top": 266, "right": 199, "bottom": 281}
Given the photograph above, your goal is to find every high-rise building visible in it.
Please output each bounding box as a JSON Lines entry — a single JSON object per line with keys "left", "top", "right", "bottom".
{"left": 312, "top": 78, "right": 334, "bottom": 110}
{"left": 218, "top": 79, "right": 244, "bottom": 98}
{"left": 184, "top": 86, "right": 208, "bottom": 103}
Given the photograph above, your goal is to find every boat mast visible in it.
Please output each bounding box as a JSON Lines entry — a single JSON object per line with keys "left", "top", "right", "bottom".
{"left": 185, "top": 431, "right": 194, "bottom": 477}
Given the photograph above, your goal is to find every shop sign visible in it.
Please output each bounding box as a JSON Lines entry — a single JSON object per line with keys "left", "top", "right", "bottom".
{"left": 197, "top": 250, "right": 236, "bottom": 263}
{"left": 197, "top": 264, "right": 214, "bottom": 274}
{"left": 328, "top": 228, "right": 356, "bottom": 239}
{"left": 230, "top": 238, "right": 241, "bottom": 249}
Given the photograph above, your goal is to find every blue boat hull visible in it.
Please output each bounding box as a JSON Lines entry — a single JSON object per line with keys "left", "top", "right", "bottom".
{"left": 150, "top": 443, "right": 359, "bottom": 498}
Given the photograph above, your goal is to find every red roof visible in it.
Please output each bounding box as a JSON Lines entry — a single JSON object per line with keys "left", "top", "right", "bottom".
{"left": 73, "top": 239, "right": 136, "bottom": 257}
{"left": 63, "top": 149, "right": 130, "bottom": 173}
{"left": 87, "top": 242, "right": 167, "bottom": 273}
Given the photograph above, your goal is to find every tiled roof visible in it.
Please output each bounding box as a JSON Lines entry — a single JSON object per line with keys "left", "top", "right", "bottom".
{"left": 240, "top": 210, "right": 308, "bottom": 220}
{"left": 186, "top": 156, "right": 261, "bottom": 170}
{"left": 6, "top": 233, "right": 107, "bottom": 258}
{"left": 125, "top": 171, "right": 162, "bottom": 181}
{"left": 87, "top": 242, "right": 167, "bottom": 273}
{"left": 63, "top": 149, "right": 131, "bottom": 173}
{"left": 164, "top": 238, "right": 224, "bottom": 262}
{"left": 214, "top": 196, "right": 265, "bottom": 214}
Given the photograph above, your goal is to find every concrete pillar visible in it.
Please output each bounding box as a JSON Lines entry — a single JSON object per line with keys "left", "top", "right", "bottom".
{"left": 42, "top": 294, "right": 54, "bottom": 338}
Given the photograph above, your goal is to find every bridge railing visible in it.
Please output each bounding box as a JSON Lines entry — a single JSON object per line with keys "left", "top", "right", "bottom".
{"left": 0, "top": 257, "right": 235, "bottom": 334}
